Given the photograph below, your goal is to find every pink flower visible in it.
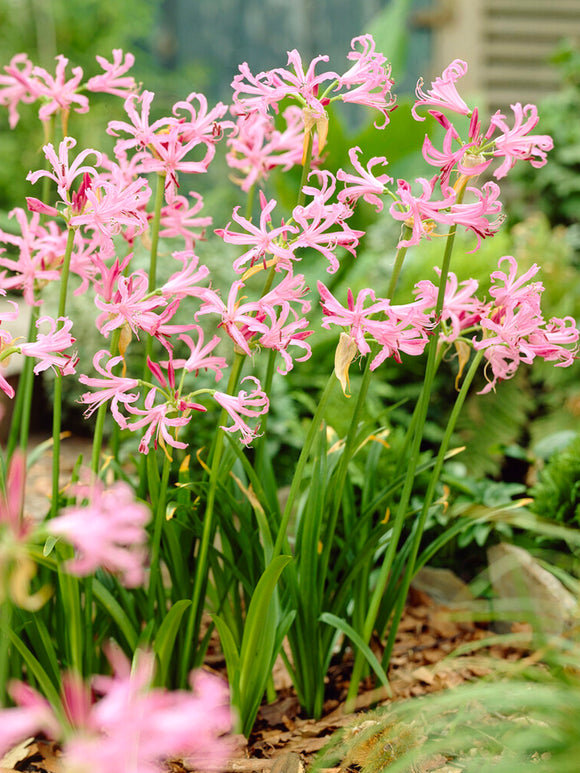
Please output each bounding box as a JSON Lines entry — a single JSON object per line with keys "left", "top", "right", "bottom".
{"left": 421, "top": 116, "right": 491, "bottom": 184}
{"left": 159, "top": 250, "right": 210, "bottom": 302}
{"left": 196, "top": 280, "right": 263, "bottom": 356}
{"left": 173, "top": 327, "right": 227, "bottom": 381}
{"left": 292, "top": 170, "right": 364, "bottom": 273}
{"left": 95, "top": 270, "right": 166, "bottom": 339}
{"left": 79, "top": 351, "right": 140, "bottom": 420}
{"left": 338, "top": 35, "right": 396, "bottom": 127}
{"left": 123, "top": 388, "right": 192, "bottom": 455}
{"left": 216, "top": 193, "right": 298, "bottom": 274}
{"left": 69, "top": 176, "right": 151, "bottom": 241}
{"left": 214, "top": 376, "right": 269, "bottom": 445}
{"left": 0, "top": 648, "right": 233, "bottom": 773}
{"left": 412, "top": 59, "right": 471, "bottom": 120}
{"left": 31, "top": 55, "right": 89, "bottom": 122}
{"left": 86, "top": 49, "right": 138, "bottom": 98}
{"left": 414, "top": 270, "right": 487, "bottom": 342}
{"left": 0, "top": 451, "right": 29, "bottom": 540}
{"left": 389, "top": 176, "right": 456, "bottom": 248}
{"left": 26, "top": 137, "right": 101, "bottom": 201}
{"left": 159, "top": 191, "right": 212, "bottom": 249}
{"left": 226, "top": 106, "right": 307, "bottom": 192}
{"left": 337, "top": 146, "right": 392, "bottom": 211}
{"left": 49, "top": 478, "right": 150, "bottom": 586}
{"left": 490, "top": 102, "right": 553, "bottom": 180}
{"left": 0, "top": 53, "right": 38, "bottom": 128}
{"left": 473, "top": 257, "right": 579, "bottom": 392}
{"left": 448, "top": 181, "right": 504, "bottom": 250}
{"left": 0, "top": 207, "right": 63, "bottom": 305}
{"left": 0, "top": 682, "right": 60, "bottom": 759}
{"left": 318, "top": 281, "right": 389, "bottom": 356}
{"left": 255, "top": 304, "right": 313, "bottom": 374}
{"left": 20, "top": 316, "right": 77, "bottom": 376}
{"left": 107, "top": 90, "right": 176, "bottom": 153}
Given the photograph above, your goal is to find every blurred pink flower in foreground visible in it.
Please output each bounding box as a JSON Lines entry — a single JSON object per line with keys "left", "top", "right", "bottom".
{"left": 48, "top": 479, "right": 150, "bottom": 586}
{"left": 0, "top": 647, "right": 233, "bottom": 773}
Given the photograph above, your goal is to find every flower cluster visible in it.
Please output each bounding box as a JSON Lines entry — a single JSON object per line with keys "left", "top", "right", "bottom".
{"left": 0, "top": 647, "right": 232, "bottom": 773}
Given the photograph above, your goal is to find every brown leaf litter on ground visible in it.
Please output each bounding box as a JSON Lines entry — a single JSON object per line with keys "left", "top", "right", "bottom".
{"left": 0, "top": 586, "right": 530, "bottom": 773}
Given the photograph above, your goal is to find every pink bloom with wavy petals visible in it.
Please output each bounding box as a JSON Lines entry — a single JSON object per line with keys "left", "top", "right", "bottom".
{"left": 123, "top": 388, "right": 192, "bottom": 455}
{"left": 31, "top": 55, "right": 89, "bottom": 122}
{"left": 173, "top": 327, "right": 227, "bottom": 381}
{"left": 414, "top": 270, "right": 487, "bottom": 342}
{"left": 160, "top": 191, "right": 212, "bottom": 249}
{"left": 389, "top": 176, "right": 456, "bottom": 248}
{"left": 0, "top": 54, "right": 38, "bottom": 128}
{"left": 107, "top": 90, "right": 176, "bottom": 153}
{"left": 79, "top": 351, "right": 140, "bottom": 420}
{"left": 49, "top": 479, "right": 150, "bottom": 586}
{"left": 216, "top": 193, "right": 298, "bottom": 274}
{"left": 214, "top": 376, "right": 269, "bottom": 445}
{"left": 26, "top": 137, "right": 101, "bottom": 201}
{"left": 337, "top": 146, "right": 392, "bottom": 211}
{"left": 20, "top": 316, "right": 77, "bottom": 375}
{"left": 412, "top": 59, "right": 471, "bottom": 120}
{"left": 292, "top": 170, "right": 364, "bottom": 273}
{"left": 339, "top": 35, "right": 396, "bottom": 127}
{"left": 448, "top": 181, "right": 504, "bottom": 250}
{"left": 87, "top": 49, "right": 138, "bottom": 98}
{"left": 490, "top": 102, "right": 553, "bottom": 180}
{"left": 196, "top": 280, "right": 262, "bottom": 355}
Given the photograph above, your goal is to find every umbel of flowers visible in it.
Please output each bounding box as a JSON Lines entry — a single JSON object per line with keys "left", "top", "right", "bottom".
{"left": 0, "top": 33, "right": 575, "bottom": 764}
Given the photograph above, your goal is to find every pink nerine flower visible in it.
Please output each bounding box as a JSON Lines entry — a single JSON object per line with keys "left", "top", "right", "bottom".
{"left": 19, "top": 316, "right": 77, "bottom": 376}
{"left": 0, "top": 648, "right": 233, "bottom": 772}
{"left": 216, "top": 192, "right": 298, "bottom": 274}
{"left": 412, "top": 59, "right": 471, "bottom": 120}
{"left": 49, "top": 479, "right": 150, "bottom": 587}
{"left": 214, "top": 376, "right": 269, "bottom": 445}
{"left": 122, "top": 387, "right": 193, "bottom": 455}
{"left": 473, "top": 256, "right": 579, "bottom": 393}
{"left": 337, "top": 146, "right": 392, "bottom": 211}
{"left": 338, "top": 35, "right": 396, "bottom": 127}
{"left": 490, "top": 102, "right": 554, "bottom": 180}
{"left": 389, "top": 176, "right": 456, "bottom": 248}
{"left": 86, "top": 49, "right": 138, "bottom": 97}
{"left": 26, "top": 137, "right": 101, "bottom": 201}
{"left": 0, "top": 53, "right": 38, "bottom": 128}
{"left": 78, "top": 351, "right": 140, "bottom": 420}
{"left": 31, "top": 55, "right": 89, "bottom": 122}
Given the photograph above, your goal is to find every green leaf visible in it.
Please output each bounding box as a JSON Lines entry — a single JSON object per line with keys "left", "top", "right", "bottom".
{"left": 238, "top": 555, "right": 292, "bottom": 736}
{"left": 43, "top": 535, "right": 59, "bottom": 557}
{"left": 211, "top": 613, "right": 241, "bottom": 709}
{"left": 92, "top": 579, "right": 138, "bottom": 650}
{"left": 153, "top": 599, "right": 191, "bottom": 686}
{"left": 4, "top": 629, "right": 65, "bottom": 721}
{"left": 320, "top": 612, "right": 391, "bottom": 695}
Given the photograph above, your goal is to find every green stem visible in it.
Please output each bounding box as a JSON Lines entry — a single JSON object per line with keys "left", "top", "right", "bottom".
{"left": 90, "top": 328, "right": 122, "bottom": 476}
{"left": 50, "top": 226, "right": 76, "bottom": 519}
{"left": 296, "top": 131, "right": 314, "bottom": 208}
{"left": 179, "top": 352, "right": 245, "bottom": 683}
{"left": 346, "top": 213, "right": 462, "bottom": 708}
{"left": 147, "top": 450, "right": 172, "bottom": 620}
{"left": 0, "top": 597, "right": 12, "bottom": 705}
{"left": 272, "top": 373, "right": 336, "bottom": 560}
{"left": 381, "top": 349, "right": 484, "bottom": 668}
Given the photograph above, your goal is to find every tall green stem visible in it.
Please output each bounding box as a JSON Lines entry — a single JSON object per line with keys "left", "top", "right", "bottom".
{"left": 179, "top": 352, "right": 245, "bottom": 683}
{"left": 346, "top": 213, "right": 462, "bottom": 707}
{"left": 147, "top": 450, "right": 172, "bottom": 620}
{"left": 381, "top": 349, "right": 484, "bottom": 668}
{"left": 90, "top": 328, "right": 122, "bottom": 476}
{"left": 50, "top": 226, "right": 76, "bottom": 519}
